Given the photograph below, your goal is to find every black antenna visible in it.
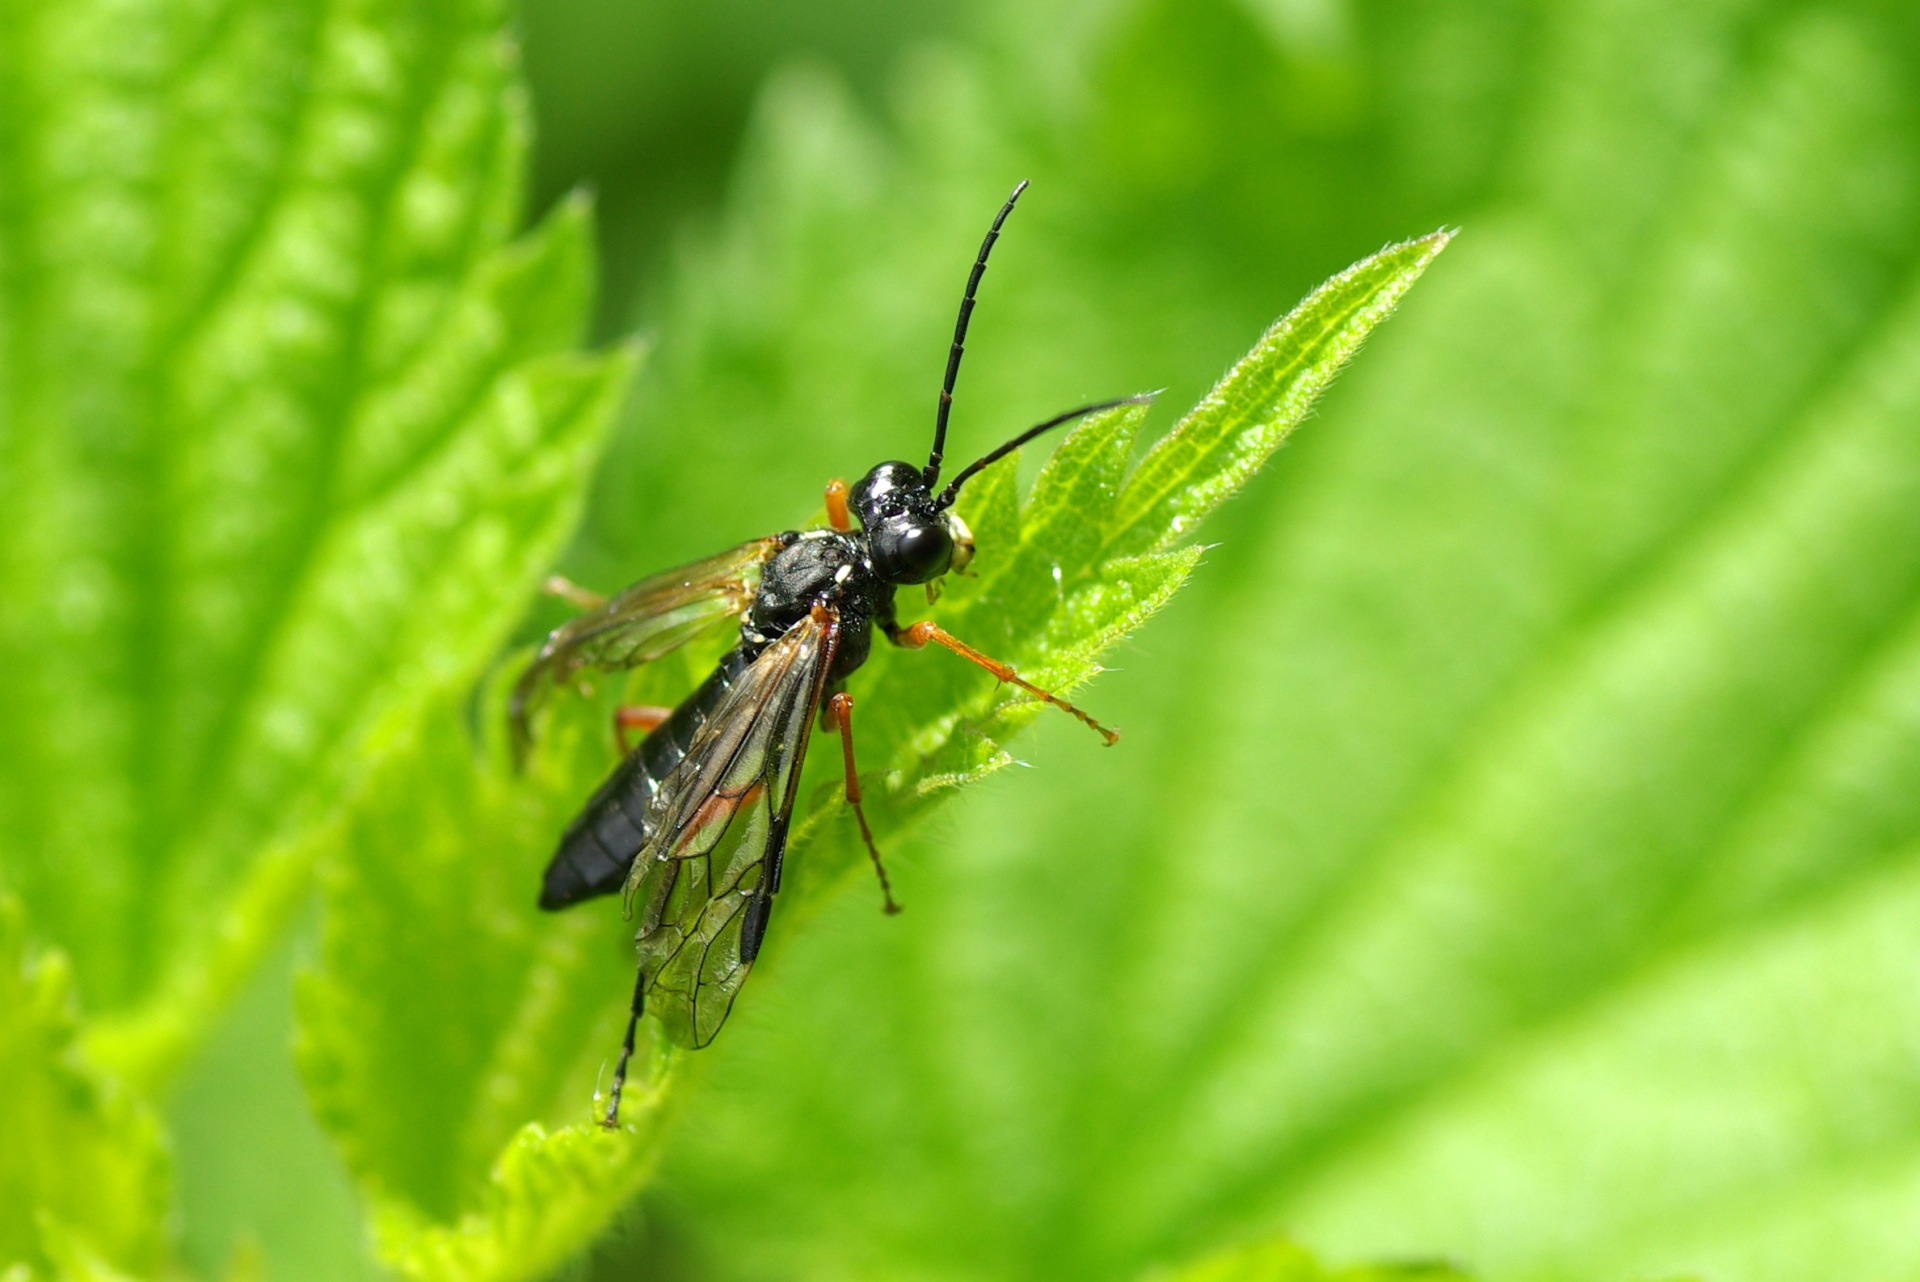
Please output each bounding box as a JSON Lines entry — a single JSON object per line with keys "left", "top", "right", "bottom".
{"left": 935, "top": 394, "right": 1155, "bottom": 510}
{"left": 925, "top": 180, "right": 1029, "bottom": 491}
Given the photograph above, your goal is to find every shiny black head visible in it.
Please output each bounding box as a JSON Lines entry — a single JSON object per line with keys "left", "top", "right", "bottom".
{"left": 863, "top": 182, "right": 1148, "bottom": 582}
{"left": 852, "top": 461, "right": 963, "bottom": 584}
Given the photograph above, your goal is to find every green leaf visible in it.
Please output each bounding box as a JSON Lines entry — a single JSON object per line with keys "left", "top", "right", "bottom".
{"left": 0, "top": 0, "right": 632, "bottom": 1093}
{"left": 1148, "top": 1237, "right": 1472, "bottom": 1282}
{"left": 373, "top": 1124, "right": 674, "bottom": 1281}
{"left": 0, "top": 896, "right": 168, "bottom": 1279}
{"left": 296, "top": 697, "right": 676, "bottom": 1281}
{"left": 1104, "top": 235, "right": 1452, "bottom": 559}
{"left": 293, "top": 199, "right": 1436, "bottom": 1276}
{"left": 592, "top": 5, "right": 1920, "bottom": 1282}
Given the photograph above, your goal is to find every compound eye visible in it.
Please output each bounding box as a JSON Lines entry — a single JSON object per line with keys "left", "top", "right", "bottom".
{"left": 874, "top": 520, "right": 952, "bottom": 584}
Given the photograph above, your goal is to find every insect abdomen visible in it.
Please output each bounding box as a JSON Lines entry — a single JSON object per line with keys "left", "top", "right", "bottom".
{"left": 537, "top": 646, "right": 754, "bottom": 910}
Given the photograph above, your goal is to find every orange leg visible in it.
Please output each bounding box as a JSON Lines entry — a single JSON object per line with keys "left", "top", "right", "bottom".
{"left": 614, "top": 704, "right": 672, "bottom": 755}
{"left": 824, "top": 478, "right": 851, "bottom": 531}
{"left": 543, "top": 574, "right": 607, "bottom": 611}
{"left": 826, "top": 692, "right": 900, "bottom": 914}
{"left": 890, "top": 621, "right": 1119, "bottom": 745}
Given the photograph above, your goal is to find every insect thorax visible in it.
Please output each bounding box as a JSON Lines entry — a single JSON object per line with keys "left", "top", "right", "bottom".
{"left": 744, "top": 530, "right": 887, "bottom": 677}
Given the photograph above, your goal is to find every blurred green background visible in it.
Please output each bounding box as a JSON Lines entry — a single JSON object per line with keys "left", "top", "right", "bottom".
{"left": 103, "top": 0, "right": 1920, "bottom": 1276}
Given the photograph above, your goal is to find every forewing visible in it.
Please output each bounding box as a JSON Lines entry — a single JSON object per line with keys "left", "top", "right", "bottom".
{"left": 510, "top": 536, "right": 781, "bottom": 755}
{"left": 623, "top": 608, "right": 839, "bottom": 1047}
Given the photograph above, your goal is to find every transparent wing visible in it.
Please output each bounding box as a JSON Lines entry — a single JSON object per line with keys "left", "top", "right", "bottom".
{"left": 510, "top": 536, "right": 781, "bottom": 756}
{"left": 622, "top": 606, "right": 840, "bottom": 1048}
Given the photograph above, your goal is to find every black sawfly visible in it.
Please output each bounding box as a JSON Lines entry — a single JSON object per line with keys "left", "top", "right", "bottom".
{"left": 512, "top": 181, "right": 1142, "bottom": 1127}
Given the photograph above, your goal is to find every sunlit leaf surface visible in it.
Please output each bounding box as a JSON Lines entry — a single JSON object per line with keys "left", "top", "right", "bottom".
{"left": 0, "top": 0, "right": 629, "bottom": 1268}
{"left": 0, "top": 0, "right": 628, "bottom": 1085}
{"left": 0, "top": 897, "right": 167, "bottom": 1278}
{"left": 1152, "top": 1237, "right": 1473, "bottom": 1282}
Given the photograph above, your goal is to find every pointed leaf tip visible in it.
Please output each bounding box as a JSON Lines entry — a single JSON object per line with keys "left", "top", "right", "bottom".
{"left": 1103, "top": 230, "right": 1452, "bottom": 558}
